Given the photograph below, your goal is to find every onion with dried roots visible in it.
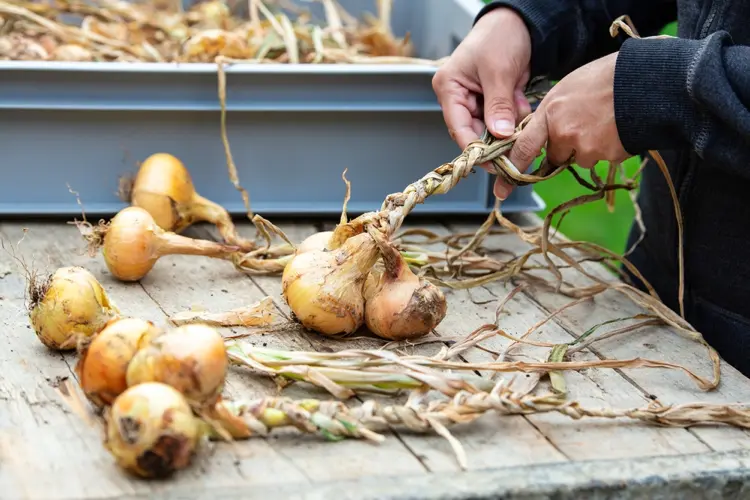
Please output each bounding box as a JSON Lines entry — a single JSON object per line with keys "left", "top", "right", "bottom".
{"left": 363, "top": 227, "right": 447, "bottom": 341}
{"left": 126, "top": 324, "right": 228, "bottom": 406}
{"left": 76, "top": 317, "right": 162, "bottom": 407}
{"left": 89, "top": 206, "right": 239, "bottom": 282}
{"left": 127, "top": 153, "right": 255, "bottom": 251}
{"left": 104, "top": 382, "right": 201, "bottom": 479}
{"left": 282, "top": 232, "right": 380, "bottom": 336}
{"left": 28, "top": 266, "right": 119, "bottom": 350}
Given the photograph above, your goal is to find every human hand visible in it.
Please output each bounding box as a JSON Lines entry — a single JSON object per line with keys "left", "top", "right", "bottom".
{"left": 506, "top": 52, "right": 631, "bottom": 178}
{"left": 432, "top": 7, "right": 532, "bottom": 198}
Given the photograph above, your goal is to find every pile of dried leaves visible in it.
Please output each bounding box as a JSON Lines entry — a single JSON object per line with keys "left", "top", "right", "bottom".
{"left": 0, "top": 0, "right": 430, "bottom": 63}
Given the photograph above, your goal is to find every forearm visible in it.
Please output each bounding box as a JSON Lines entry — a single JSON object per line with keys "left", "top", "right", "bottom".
{"left": 614, "top": 32, "right": 750, "bottom": 175}
{"left": 476, "top": 0, "right": 676, "bottom": 79}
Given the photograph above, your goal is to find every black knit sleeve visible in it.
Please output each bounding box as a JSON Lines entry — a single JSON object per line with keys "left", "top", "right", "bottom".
{"left": 475, "top": 0, "right": 676, "bottom": 80}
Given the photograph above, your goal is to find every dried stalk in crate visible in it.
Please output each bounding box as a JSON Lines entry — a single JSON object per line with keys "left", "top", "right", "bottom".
{"left": 0, "top": 0, "right": 429, "bottom": 64}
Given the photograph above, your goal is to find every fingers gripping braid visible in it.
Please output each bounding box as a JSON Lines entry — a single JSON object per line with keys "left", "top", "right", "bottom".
{"left": 365, "top": 115, "right": 566, "bottom": 237}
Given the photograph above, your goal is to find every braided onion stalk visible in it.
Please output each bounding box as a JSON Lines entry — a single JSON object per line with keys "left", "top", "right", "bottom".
{"left": 203, "top": 384, "right": 750, "bottom": 470}
{"left": 282, "top": 117, "right": 563, "bottom": 338}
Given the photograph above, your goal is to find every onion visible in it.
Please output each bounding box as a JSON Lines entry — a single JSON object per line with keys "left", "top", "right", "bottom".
{"left": 296, "top": 230, "right": 334, "bottom": 254}
{"left": 363, "top": 227, "right": 447, "bottom": 340}
{"left": 282, "top": 232, "right": 380, "bottom": 336}
{"left": 126, "top": 324, "right": 228, "bottom": 406}
{"left": 128, "top": 153, "right": 255, "bottom": 251}
{"left": 76, "top": 317, "right": 161, "bottom": 407}
{"left": 28, "top": 266, "right": 119, "bottom": 350}
{"left": 96, "top": 206, "right": 239, "bottom": 282}
{"left": 104, "top": 382, "right": 201, "bottom": 479}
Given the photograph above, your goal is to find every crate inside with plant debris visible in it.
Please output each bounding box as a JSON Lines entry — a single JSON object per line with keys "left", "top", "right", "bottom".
{"left": 0, "top": 0, "right": 542, "bottom": 217}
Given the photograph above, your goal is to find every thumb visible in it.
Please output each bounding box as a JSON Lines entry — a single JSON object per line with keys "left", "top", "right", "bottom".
{"left": 483, "top": 78, "right": 517, "bottom": 139}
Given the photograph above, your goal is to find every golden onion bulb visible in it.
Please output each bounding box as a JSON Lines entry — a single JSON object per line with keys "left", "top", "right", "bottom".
{"left": 282, "top": 232, "right": 380, "bottom": 336}
{"left": 126, "top": 324, "right": 228, "bottom": 406}
{"left": 104, "top": 382, "right": 201, "bottom": 478}
{"left": 28, "top": 266, "right": 119, "bottom": 350}
{"left": 76, "top": 317, "right": 162, "bottom": 407}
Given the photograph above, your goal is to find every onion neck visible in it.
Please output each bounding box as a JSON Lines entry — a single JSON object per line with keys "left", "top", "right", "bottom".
{"left": 154, "top": 231, "right": 239, "bottom": 259}
{"left": 367, "top": 226, "right": 413, "bottom": 283}
{"left": 339, "top": 232, "right": 380, "bottom": 276}
{"left": 187, "top": 194, "right": 256, "bottom": 252}
{"left": 328, "top": 211, "right": 380, "bottom": 250}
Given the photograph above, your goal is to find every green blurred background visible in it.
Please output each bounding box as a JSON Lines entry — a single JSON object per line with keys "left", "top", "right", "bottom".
{"left": 477, "top": 7, "right": 678, "bottom": 254}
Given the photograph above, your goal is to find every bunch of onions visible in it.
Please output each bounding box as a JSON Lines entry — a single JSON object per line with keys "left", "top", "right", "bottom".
{"left": 363, "top": 227, "right": 447, "bottom": 341}
{"left": 128, "top": 152, "right": 255, "bottom": 252}
{"left": 282, "top": 231, "right": 380, "bottom": 336}
{"left": 104, "top": 382, "right": 201, "bottom": 479}
{"left": 97, "top": 206, "right": 239, "bottom": 282}
{"left": 126, "top": 324, "right": 228, "bottom": 407}
{"left": 28, "top": 266, "right": 120, "bottom": 350}
{"left": 76, "top": 317, "right": 162, "bottom": 407}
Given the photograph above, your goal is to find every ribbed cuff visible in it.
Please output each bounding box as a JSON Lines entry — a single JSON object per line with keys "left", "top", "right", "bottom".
{"left": 614, "top": 36, "right": 705, "bottom": 154}
{"left": 474, "top": 0, "right": 569, "bottom": 78}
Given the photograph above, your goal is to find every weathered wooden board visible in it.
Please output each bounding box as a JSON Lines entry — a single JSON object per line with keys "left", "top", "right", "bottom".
{"left": 0, "top": 215, "right": 748, "bottom": 500}
{"left": 415, "top": 223, "right": 710, "bottom": 461}
{"left": 448, "top": 216, "right": 750, "bottom": 453}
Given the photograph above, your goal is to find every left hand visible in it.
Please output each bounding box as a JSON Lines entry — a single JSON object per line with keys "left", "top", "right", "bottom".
{"left": 504, "top": 52, "right": 632, "bottom": 179}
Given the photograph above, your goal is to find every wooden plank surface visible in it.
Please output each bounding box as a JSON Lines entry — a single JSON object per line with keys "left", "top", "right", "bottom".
{"left": 0, "top": 215, "right": 747, "bottom": 500}
{"left": 449, "top": 215, "right": 750, "bottom": 453}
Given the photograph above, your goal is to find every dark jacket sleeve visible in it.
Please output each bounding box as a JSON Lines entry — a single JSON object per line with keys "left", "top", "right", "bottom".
{"left": 475, "top": 0, "right": 676, "bottom": 79}
{"left": 614, "top": 32, "right": 750, "bottom": 173}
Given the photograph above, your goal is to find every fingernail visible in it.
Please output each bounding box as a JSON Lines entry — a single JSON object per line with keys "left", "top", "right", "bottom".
{"left": 493, "top": 120, "right": 515, "bottom": 136}
{"left": 494, "top": 183, "right": 510, "bottom": 200}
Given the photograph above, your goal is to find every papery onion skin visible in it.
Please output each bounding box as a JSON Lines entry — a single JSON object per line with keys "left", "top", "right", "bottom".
{"left": 295, "top": 231, "right": 334, "bottom": 254}
{"left": 126, "top": 324, "right": 228, "bottom": 406}
{"left": 364, "top": 229, "right": 447, "bottom": 341}
{"left": 102, "top": 206, "right": 238, "bottom": 282}
{"left": 105, "top": 382, "right": 200, "bottom": 479}
{"left": 28, "top": 266, "right": 119, "bottom": 350}
{"left": 282, "top": 232, "right": 380, "bottom": 336}
{"left": 130, "top": 153, "right": 196, "bottom": 232}
{"left": 76, "top": 317, "right": 162, "bottom": 407}
{"left": 130, "top": 153, "right": 255, "bottom": 251}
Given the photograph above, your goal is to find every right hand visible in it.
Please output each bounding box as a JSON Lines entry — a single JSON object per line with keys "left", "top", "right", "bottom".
{"left": 432, "top": 7, "right": 532, "bottom": 199}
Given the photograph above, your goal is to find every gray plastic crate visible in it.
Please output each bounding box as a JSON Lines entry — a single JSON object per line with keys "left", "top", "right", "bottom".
{"left": 0, "top": 0, "right": 544, "bottom": 217}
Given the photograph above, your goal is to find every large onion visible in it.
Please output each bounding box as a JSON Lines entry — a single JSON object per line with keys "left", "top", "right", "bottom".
{"left": 126, "top": 324, "right": 228, "bottom": 406}
{"left": 28, "top": 266, "right": 119, "bottom": 350}
{"left": 99, "top": 206, "right": 239, "bottom": 282}
{"left": 104, "top": 382, "right": 201, "bottom": 478}
{"left": 76, "top": 317, "right": 161, "bottom": 407}
{"left": 282, "top": 232, "right": 380, "bottom": 336}
{"left": 128, "top": 153, "right": 255, "bottom": 251}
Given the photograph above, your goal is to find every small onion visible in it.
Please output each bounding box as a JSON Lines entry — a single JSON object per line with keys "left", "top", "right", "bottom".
{"left": 28, "top": 266, "right": 119, "bottom": 350}
{"left": 282, "top": 232, "right": 380, "bottom": 336}
{"left": 363, "top": 227, "right": 447, "bottom": 341}
{"left": 100, "top": 206, "right": 239, "bottom": 282}
{"left": 104, "top": 382, "right": 201, "bottom": 479}
{"left": 126, "top": 324, "right": 228, "bottom": 406}
{"left": 128, "top": 153, "right": 255, "bottom": 251}
{"left": 76, "top": 317, "right": 162, "bottom": 407}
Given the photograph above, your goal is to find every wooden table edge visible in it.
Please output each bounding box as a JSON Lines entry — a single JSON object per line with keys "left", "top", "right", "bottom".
{"left": 107, "top": 448, "right": 750, "bottom": 500}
